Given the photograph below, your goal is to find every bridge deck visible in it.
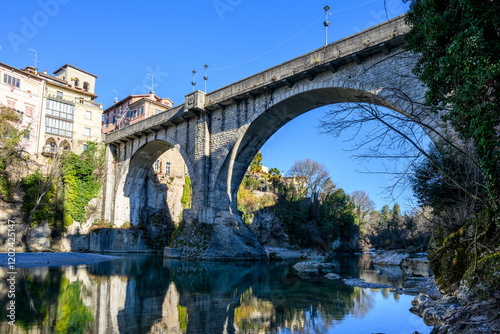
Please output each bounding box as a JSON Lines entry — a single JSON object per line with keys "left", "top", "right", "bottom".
{"left": 105, "top": 14, "right": 409, "bottom": 145}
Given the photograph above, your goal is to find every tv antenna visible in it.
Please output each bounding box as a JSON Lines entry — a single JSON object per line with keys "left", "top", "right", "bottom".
{"left": 112, "top": 90, "right": 118, "bottom": 102}
{"left": 144, "top": 73, "right": 157, "bottom": 92}
{"left": 29, "top": 49, "right": 39, "bottom": 68}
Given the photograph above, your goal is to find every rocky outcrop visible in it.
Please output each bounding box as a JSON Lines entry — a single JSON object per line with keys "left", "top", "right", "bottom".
{"left": 170, "top": 211, "right": 267, "bottom": 261}
{"left": 249, "top": 210, "right": 290, "bottom": 247}
{"left": 371, "top": 249, "right": 411, "bottom": 265}
{"left": 342, "top": 278, "right": 393, "bottom": 289}
{"left": 292, "top": 261, "right": 337, "bottom": 278}
{"left": 402, "top": 257, "right": 433, "bottom": 277}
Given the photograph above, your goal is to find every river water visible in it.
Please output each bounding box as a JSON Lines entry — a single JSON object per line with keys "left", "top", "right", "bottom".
{"left": 0, "top": 253, "right": 432, "bottom": 333}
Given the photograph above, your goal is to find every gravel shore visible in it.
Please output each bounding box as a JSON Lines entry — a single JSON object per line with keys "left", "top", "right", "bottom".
{"left": 0, "top": 252, "right": 121, "bottom": 268}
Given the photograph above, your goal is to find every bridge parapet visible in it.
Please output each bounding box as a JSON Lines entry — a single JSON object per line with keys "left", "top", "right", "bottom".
{"left": 204, "top": 14, "right": 409, "bottom": 109}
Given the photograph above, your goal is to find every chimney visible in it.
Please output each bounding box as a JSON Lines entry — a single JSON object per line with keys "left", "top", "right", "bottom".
{"left": 114, "top": 100, "right": 118, "bottom": 104}
{"left": 44, "top": 70, "right": 47, "bottom": 74}
{"left": 149, "top": 91, "right": 155, "bottom": 100}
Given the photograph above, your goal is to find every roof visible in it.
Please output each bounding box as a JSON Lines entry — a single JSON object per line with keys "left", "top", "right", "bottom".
{"left": 0, "top": 62, "right": 44, "bottom": 81}
{"left": 103, "top": 94, "right": 173, "bottom": 113}
{"left": 53, "top": 64, "right": 98, "bottom": 78}
{"left": 40, "top": 72, "right": 98, "bottom": 98}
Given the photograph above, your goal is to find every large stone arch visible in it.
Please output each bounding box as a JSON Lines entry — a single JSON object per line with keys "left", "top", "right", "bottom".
{"left": 212, "top": 70, "right": 442, "bottom": 213}
{"left": 113, "top": 136, "right": 194, "bottom": 228}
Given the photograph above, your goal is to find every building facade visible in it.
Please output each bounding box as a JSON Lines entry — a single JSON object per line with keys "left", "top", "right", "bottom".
{"left": 0, "top": 62, "right": 44, "bottom": 156}
{"left": 102, "top": 92, "right": 173, "bottom": 134}
{"left": 38, "top": 64, "right": 103, "bottom": 155}
{"left": 0, "top": 61, "right": 103, "bottom": 156}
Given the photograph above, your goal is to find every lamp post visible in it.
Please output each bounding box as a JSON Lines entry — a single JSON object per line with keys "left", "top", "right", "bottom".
{"left": 324, "top": 5, "right": 330, "bottom": 46}
{"left": 191, "top": 70, "right": 196, "bottom": 92}
{"left": 203, "top": 64, "right": 208, "bottom": 93}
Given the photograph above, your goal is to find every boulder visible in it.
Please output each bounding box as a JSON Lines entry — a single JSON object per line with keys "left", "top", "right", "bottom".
{"left": 371, "top": 250, "right": 410, "bottom": 266}
{"left": 292, "top": 261, "right": 337, "bottom": 279}
{"left": 342, "top": 278, "right": 393, "bottom": 289}
{"left": 402, "top": 258, "right": 432, "bottom": 277}
{"left": 268, "top": 251, "right": 285, "bottom": 262}
{"left": 325, "top": 273, "right": 341, "bottom": 280}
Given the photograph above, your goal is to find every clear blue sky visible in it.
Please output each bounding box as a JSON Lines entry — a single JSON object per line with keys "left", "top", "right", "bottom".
{"left": 0, "top": 0, "right": 417, "bottom": 211}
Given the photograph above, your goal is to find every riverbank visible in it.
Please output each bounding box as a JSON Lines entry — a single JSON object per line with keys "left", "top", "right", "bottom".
{"left": 0, "top": 252, "right": 121, "bottom": 267}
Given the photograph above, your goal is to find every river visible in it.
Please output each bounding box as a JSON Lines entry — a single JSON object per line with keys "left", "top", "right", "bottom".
{"left": 0, "top": 253, "right": 432, "bottom": 333}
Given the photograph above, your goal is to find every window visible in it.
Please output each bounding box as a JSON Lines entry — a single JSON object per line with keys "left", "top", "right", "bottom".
{"left": 165, "top": 162, "right": 171, "bottom": 175}
{"left": 139, "top": 107, "right": 144, "bottom": 115}
{"left": 74, "top": 78, "right": 80, "bottom": 87}
{"left": 85, "top": 110, "right": 92, "bottom": 120}
{"left": 154, "top": 160, "right": 161, "bottom": 172}
{"left": 7, "top": 100, "right": 15, "bottom": 109}
{"left": 112, "top": 116, "right": 116, "bottom": 125}
{"left": 3, "top": 74, "right": 20, "bottom": 88}
{"left": 25, "top": 105, "right": 33, "bottom": 117}
{"left": 126, "top": 110, "right": 129, "bottom": 118}
{"left": 83, "top": 82, "right": 89, "bottom": 92}
{"left": 45, "top": 117, "right": 73, "bottom": 138}
{"left": 56, "top": 91, "right": 63, "bottom": 99}
{"left": 83, "top": 144, "right": 88, "bottom": 151}
{"left": 24, "top": 130, "right": 30, "bottom": 140}
{"left": 131, "top": 110, "right": 136, "bottom": 118}
{"left": 84, "top": 127, "right": 91, "bottom": 136}
{"left": 106, "top": 119, "right": 109, "bottom": 128}
{"left": 46, "top": 99, "right": 74, "bottom": 120}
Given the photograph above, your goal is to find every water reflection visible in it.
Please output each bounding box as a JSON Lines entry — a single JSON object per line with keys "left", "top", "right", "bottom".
{"left": 0, "top": 254, "right": 431, "bottom": 333}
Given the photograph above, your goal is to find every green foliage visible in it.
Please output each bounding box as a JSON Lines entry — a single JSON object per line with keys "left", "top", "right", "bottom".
{"left": 181, "top": 176, "right": 192, "bottom": 209}
{"left": 237, "top": 183, "right": 277, "bottom": 225}
{"left": 177, "top": 305, "right": 188, "bottom": 332}
{"left": 21, "top": 141, "right": 104, "bottom": 230}
{"left": 62, "top": 141, "right": 104, "bottom": 223}
{"left": 21, "top": 170, "right": 57, "bottom": 226}
{"left": 249, "top": 152, "right": 263, "bottom": 174}
{"left": 241, "top": 175, "right": 261, "bottom": 191}
{"left": 404, "top": 0, "right": 500, "bottom": 208}
{"left": 0, "top": 106, "right": 28, "bottom": 199}
{"left": 319, "top": 189, "right": 357, "bottom": 242}
{"left": 55, "top": 278, "right": 94, "bottom": 334}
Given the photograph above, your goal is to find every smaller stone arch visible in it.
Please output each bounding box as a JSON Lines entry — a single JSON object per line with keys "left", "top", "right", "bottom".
{"left": 114, "top": 138, "right": 194, "bottom": 228}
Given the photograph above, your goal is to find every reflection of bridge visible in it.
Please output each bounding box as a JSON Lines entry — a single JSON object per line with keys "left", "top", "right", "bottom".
{"left": 102, "top": 15, "right": 442, "bottom": 228}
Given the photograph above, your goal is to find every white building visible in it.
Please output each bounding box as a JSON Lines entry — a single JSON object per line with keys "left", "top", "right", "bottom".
{"left": 0, "top": 62, "right": 44, "bottom": 156}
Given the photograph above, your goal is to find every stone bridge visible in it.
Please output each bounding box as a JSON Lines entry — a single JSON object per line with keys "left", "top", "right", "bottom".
{"left": 101, "top": 15, "right": 443, "bottom": 257}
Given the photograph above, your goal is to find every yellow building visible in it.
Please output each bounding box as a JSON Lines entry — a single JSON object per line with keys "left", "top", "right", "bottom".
{"left": 37, "top": 64, "right": 102, "bottom": 155}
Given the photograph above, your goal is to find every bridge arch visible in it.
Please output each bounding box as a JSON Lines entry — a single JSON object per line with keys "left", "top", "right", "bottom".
{"left": 114, "top": 137, "right": 194, "bottom": 227}
{"left": 212, "top": 76, "right": 440, "bottom": 213}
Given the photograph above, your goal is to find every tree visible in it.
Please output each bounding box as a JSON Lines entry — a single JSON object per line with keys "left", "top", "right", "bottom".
{"left": 351, "top": 190, "right": 375, "bottom": 225}
{"left": 287, "top": 158, "right": 329, "bottom": 202}
{"left": 248, "top": 152, "right": 263, "bottom": 175}
{"left": 268, "top": 167, "right": 281, "bottom": 191}
{"left": 0, "top": 105, "right": 29, "bottom": 199}
{"left": 404, "top": 0, "right": 500, "bottom": 212}
{"left": 393, "top": 203, "right": 401, "bottom": 218}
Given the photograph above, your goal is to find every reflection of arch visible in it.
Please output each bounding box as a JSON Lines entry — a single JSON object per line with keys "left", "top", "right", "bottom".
{"left": 45, "top": 137, "right": 57, "bottom": 148}
{"left": 60, "top": 140, "right": 71, "bottom": 151}
{"left": 213, "top": 82, "right": 438, "bottom": 212}
{"left": 83, "top": 82, "right": 89, "bottom": 92}
{"left": 114, "top": 140, "right": 194, "bottom": 227}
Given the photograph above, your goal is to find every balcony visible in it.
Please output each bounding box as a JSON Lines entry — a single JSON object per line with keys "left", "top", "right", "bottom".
{"left": 41, "top": 145, "right": 65, "bottom": 157}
